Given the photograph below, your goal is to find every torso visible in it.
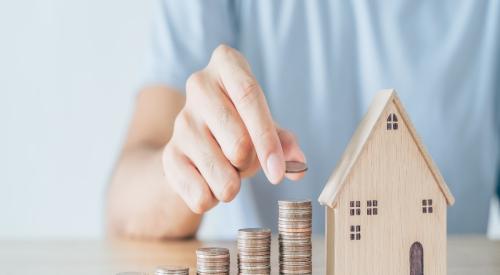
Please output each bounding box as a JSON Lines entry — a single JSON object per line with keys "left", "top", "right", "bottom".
{"left": 232, "top": 0, "right": 499, "bottom": 234}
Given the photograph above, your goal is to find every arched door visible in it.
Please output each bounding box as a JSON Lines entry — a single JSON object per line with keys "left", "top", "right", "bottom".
{"left": 410, "top": 242, "right": 423, "bottom": 275}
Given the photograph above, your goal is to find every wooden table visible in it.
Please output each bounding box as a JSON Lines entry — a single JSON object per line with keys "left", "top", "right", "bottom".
{"left": 0, "top": 235, "right": 498, "bottom": 274}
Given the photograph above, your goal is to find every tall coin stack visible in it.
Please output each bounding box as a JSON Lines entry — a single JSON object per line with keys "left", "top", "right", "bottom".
{"left": 237, "top": 228, "right": 272, "bottom": 274}
{"left": 196, "top": 247, "right": 230, "bottom": 275}
{"left": 155, "top": 265, "right": 189, "bottom": 275}
{"left": 278, "top": 200, "right": 313, "bottom": 275}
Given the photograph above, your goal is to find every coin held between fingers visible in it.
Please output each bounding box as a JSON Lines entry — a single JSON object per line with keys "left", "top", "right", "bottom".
{"left": 285, "top": 161, "right": 308, "bottom": 174}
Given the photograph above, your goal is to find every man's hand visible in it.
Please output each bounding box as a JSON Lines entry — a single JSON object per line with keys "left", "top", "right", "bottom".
{"left": 162, "top": 45, "right": 306, "bottom": 214}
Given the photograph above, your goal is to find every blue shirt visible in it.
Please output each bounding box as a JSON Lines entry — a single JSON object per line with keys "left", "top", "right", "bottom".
{"left": 143, "top": 0, "right": 500, "bottom": 237}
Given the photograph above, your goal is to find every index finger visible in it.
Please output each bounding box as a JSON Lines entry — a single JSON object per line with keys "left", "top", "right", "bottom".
{"left": 208, "top": 45, "right": 285, "bottom": 184}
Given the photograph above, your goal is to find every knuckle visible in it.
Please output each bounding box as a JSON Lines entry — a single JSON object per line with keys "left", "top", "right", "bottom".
{"left": 235, "top": 79, "right": 261, "bottom": 108}
{"left": 173, "top": 110, "right": 193, "bottom": 137}
{"left": 169, "top": 167, "right": 194, "bottom": 206}
{"left": 201, "top": 153, "right": 217, "bottom": 176}
{"left": 229, "top": 134, "right": 253, "bottom": 167}
{"left": 212, "top": 44, "right": 235, "bottom": 61}
{"left": 185, "top": 71, "right": 206, "bottom": 96}
{"left": 220, "top": 174, "right": 241, "bottom": 202}
{"left": 257, "top": 125, "right": 276, "bottom": 142}
{"left": 192, "top": 193, "right": 214, "bottom": 214}
{"left": 210, "top": 44, "right": 249, "bottom": 69}
{"left": 216, "top": 104, "right": 231, "bottom": 126}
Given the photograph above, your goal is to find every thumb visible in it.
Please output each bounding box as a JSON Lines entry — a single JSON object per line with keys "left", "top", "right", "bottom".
{"left": 276, "top": 127, "right": 307, "bottom": 181}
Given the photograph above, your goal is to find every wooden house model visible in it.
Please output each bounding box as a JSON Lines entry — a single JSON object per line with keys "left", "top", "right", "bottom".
{"left": 318, "top": 90, "right": 455, "bottom": 275}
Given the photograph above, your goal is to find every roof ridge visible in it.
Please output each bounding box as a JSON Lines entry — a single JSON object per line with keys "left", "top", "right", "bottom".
{"left": 318, "top": 89, "right": 455, "bottom": 208}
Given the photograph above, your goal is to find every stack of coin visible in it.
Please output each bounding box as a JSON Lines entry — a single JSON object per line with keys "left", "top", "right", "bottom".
{"left": 237, "top": 228, "right": 272, "bottom": 274}
{"left": 155, "top": 265, "right": 189, "bottom": 275}
{"left": 196, "top": 247, "right": 230, "bottom": 274}
{"left": 278, "top": 200, "right": 312, "bottom": 275}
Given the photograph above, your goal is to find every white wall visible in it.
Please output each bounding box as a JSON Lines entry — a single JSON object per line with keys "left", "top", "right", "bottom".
{"left": 0, "top": 0, "right": 153, "bottom": 238}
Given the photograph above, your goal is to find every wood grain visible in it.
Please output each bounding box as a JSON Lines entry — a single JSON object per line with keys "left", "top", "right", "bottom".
{"left": 318, "top": 89, "right": 454, "bottom": 208}
{"left": 329, "top": 98, "right": 448, "bottom": 274}
{"left": 0, "top": 236, "right": 498, "bottom": 275}
{"left": 320, "top": 90, "right": 455, "bottom": 274}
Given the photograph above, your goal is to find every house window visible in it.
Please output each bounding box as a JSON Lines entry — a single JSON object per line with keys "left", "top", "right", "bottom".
{"left": 350, "top": 225, "right": 361, "bottom": 240}
{"left": 422, "top": 199, "right": 433, "bottom": 213}
{"left": 349, "top": 201, "right": 361, "bottom": 216}
{"left": 387, "top": 113, "right": 399, "bottom": 130}
{"left": 367, "top": 200, "right": 378, "bottom": 215}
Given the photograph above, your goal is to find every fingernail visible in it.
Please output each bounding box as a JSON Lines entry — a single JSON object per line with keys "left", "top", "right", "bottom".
{"left": 267, "top": 153, "right": 284, "bottom": 184}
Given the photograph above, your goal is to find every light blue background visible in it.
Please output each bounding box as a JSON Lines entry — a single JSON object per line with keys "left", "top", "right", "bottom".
{"left": 1, "top": 0, "right": 499, "bottom": 239}
{"left": 146, "top": 0, "right": 500, "bottom": 237}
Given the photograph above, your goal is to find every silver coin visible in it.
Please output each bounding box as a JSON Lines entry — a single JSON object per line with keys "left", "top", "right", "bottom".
{"left": 196, "top": 247, "right": 229, "bottom": 256}
{"left": 285, "top": 161, "right": 308, "bottom": 173}
{"left": 278, "top": 200, "right": 313, "bottom": 274}
{"left": 196, "top": 247, "right": 230, "bottom": 275}
{"left": 238, "top": 227, "right": 272, "bottom": 275}
{"left": 155, "top": 265, "right": 189, "bottom": 275}
{"left": 238, "top": 228, "right": 271, "bottom": 234}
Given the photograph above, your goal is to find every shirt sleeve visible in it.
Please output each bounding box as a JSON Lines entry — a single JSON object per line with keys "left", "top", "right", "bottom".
{"left": 142, "top": 0, "right": 238, "bottom": 91}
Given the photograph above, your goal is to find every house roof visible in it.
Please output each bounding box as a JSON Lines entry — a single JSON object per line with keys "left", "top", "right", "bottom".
{"left": 318, "top": 89, "right": 455, "bottom": 208}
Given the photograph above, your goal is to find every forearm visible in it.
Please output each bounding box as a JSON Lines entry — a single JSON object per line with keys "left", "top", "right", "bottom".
{"left": 107, "top": 145, "right": 202, "bottom": 239}
{"left": 106, "top": 86, "right": 201, "bottom": 239}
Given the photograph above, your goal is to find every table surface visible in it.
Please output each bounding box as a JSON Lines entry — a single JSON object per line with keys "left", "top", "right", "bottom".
{"left": 0, "top": 235, "right": 498, "bottom": 275}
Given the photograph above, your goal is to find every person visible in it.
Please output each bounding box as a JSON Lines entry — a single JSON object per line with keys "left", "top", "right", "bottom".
{"left": 106, "top": 0, "right": 500, "bottom": 239}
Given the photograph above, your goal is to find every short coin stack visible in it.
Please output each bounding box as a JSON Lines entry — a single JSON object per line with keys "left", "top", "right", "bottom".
{"left": 155, "top": 265, "right": 189, "bottom": 275}
{"left": 196, "top": 247, "right": 230, "bottom": 274}
{"left": 278, "top": 200, "right": 313, "bottom": 274}
{"left": 237, "top": 228, "right": 272, "bottom": 274}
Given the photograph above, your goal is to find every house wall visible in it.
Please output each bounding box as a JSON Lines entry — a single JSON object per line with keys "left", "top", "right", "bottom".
{"left": 330, "top": 102, "right": 447, "bottom": 275}
{"left": 326, "top": 207, "right": 335, "bottom": 275}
